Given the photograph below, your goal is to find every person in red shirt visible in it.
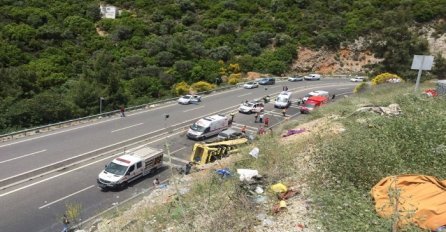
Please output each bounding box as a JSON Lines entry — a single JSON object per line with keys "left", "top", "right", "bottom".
{"left": 264, "top": 117, "right": 269, "bottom": 127}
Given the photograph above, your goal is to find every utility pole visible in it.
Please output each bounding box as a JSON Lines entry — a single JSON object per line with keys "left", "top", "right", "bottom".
{"left": 163, "top": 114, "right": 186, "bottom": 220}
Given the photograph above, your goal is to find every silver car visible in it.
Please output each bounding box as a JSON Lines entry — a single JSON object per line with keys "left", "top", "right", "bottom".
{"left": 288, "top": 76, "right": 303, "bottom": 82}
{"left": 243, "top": 82, "right": 259, "bottom": 89}
{"left": 178, "top": 95, "right": 201, "bottom": 104}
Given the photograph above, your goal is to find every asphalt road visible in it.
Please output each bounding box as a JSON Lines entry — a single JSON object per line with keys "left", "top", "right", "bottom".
{"left": 0, "top": 78, "right": 357, "bottom": 232}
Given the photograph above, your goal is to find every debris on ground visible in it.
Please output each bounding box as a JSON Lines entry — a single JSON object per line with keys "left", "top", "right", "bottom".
{"left": 215, "top": 168, "right": 231, "bottom": 178}
{"left": 271, "top": 183, "right": 288, "bottom": 193}
{"left": 424, "top": 88, "right": 438, "bottom": 97}
{"left": 282, "top": 128, "right": 306, "bottom": 137}
{"left": 355, "top": 103, "right": 402, "bottom": 116}
{"left": 249, "top": 147, "right": 260, "bottom": 159}
{"left": 237, "top": 169, "right": 261, "bottom": 182}
{"left": 371, "top": 175, "right": 446, "bottom": 231}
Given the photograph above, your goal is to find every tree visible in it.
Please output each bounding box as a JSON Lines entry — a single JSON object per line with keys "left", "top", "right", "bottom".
{"left": 432, "top": 54, "right": 446, "bottom": 80}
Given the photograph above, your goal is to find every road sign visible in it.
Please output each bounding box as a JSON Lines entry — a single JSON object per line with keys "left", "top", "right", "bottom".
{"left": 411, "top": 55, "right": 434, "bottom": 92}
{"left": 411, "top": 55, "right": 434, "bottom": 70}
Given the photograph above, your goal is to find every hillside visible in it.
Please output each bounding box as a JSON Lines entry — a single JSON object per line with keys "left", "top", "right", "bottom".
{"left": 80, "top": 83, "right": 446, "bottom": 232}
{"left": 1, "top": 0, "right": 446, "bottom": 133}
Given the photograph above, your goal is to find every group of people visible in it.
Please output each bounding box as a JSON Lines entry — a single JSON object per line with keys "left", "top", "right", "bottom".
{"left": 254, "top": 112, "right": 270, "bottom": 126}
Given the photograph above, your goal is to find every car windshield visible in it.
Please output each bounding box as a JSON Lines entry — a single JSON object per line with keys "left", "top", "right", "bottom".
{"left": 276, "top": 97, "right": 288, "bottom": 103}
{"left": 105, "top": 162, "right": 128, "bottom": 176}
{"left": 182, "top": 95, "right": 191, "bottom": 99}
{"left": 242, "top": 103, "right": 254, "bottom": 107}
{"left": 246, "top": 82, "right": 254, "bottom": 85}
{"left": 304, "top": 103, "right": 316, "bottom": 108}
{"left": 190, "top": 123, "right": 206, "bottom": 132}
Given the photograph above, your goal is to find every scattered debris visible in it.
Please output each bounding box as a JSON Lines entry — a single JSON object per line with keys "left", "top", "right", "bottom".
{"left": 215, "top": 168, "right": 231, "bottom": 178}
{"left": 282, "top": 128, "right": 306, "bottom": 137}
{"left": 237, "top": 169, "right": 260, "bottom": 182}
{"left": 424, "top": 88, "right": 438, "bottom": 97}
{"left": 371, "top": 175, "right": 446, "bottom": 230}
{"left": 271, "top": 183, "right": 288, "bottom": 193}
{"left": 355, "top": 103, "right": 402, "bottom": 116}
{"left": 249, "top": 147, "right": 260, "bottom": 159}
{"left": 272, "top": 200, "right": 288, "bottom": 214}
{"left": 278, "top": 188, "right": 300, "bottom": 200}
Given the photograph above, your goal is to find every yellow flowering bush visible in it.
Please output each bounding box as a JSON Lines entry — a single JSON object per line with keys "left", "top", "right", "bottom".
{"left": 228, "top": 73, "right": 242, "bottom": 85}
{"left": 190, "top": 81, "right": 216, "bottom": 93}
{"left": 173, "top": 81, "right": 190, "bottom": 95}
{"left": 371, "top": 73, "right": 403, "bottom": 86}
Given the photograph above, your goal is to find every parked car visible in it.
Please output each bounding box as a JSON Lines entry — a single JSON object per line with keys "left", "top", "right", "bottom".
{"left": 243, "top": 82, "right": 259, "bottom": 89}
{"left": 178, "top": 95, "right": 201, "bottom": 104}
{"left": 238, "top": 100, "right": 264, "bottom": 114}
{"left": 217, "top": 128, "right": 244, "bottom": 140}
{"left": 288, "top": 76, "right": 303, "bottom": 82}
{"left": 304, "top": 74, "right": 321, "bottom": 80}
{"left": 350, "top": 76, "right": 366, "bottom": 82}
{"left": 258, "top": 77, "right": 276, "bottom": 85}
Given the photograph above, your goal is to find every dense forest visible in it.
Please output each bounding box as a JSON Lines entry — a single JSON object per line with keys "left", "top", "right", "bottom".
{"left": 1, "top": 0, "right": 445, "bottom": 133}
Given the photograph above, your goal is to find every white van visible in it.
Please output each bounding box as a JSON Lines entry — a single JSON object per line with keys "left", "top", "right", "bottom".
{"left": 274, "top": 91, "right": 292, "bottom": 108}
{"left": 97, "top": 146, "right": 163, "bottom": 190}
{"left": 302, "top": 90, "right": 329, "bottom": 102}
{"left": 187, "top": 114, "right": 229, "bottom": 140}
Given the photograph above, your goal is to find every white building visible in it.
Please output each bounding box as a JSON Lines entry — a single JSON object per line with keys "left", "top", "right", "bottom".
{"left": 100, "top": 5, "right": 118, "bottom": 19}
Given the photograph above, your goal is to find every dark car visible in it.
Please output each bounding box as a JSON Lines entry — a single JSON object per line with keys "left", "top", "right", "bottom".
{"left": 217, "top": 128, "right": 245, "bottom": 140}
{"left": 258, "top": 77, "right": 275, "bottom": 85}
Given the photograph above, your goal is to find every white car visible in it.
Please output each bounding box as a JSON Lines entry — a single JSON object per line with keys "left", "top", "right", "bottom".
{"left": 238, "top": 101, "right": 264, "bottom": 114}
{"left": 304, "top": 74, "right": 321, "bottom": 80}
{"left": 243, "top": 82, "right": 259, "bottom": 89}
{"left": 178, "top": 95, "right": 201, "bottom": 104}
{"left": 350, "top": 77, "right": 366, "bottom": 82}
{"left": 288, "top": 76, "right": 303, "bottom": 82}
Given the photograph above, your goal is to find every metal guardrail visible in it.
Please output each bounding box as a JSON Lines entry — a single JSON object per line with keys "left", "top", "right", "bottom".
{"left": 0, "top": 83, "right": 242, "bottom": 142}
{"left": 0, "top": 75, "right": 350, "bottom": 142}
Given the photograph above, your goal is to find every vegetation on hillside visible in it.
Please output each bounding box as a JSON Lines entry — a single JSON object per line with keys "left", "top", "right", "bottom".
{"left": 1, "top": 0, "right": 446, "bottom": 132}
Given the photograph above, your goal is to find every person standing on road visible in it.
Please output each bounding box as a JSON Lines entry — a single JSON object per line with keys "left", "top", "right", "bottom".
{"left": 230, "top": 112, "right": 235, "bottom": 122}
{"left": 254, "top": 112, "right": 259, "bottom": 123}
{"left": 153, "top": 178, "right": 160, "bottom": 187}
{"left": 259, "top": 113, "right": 264, "bottom": 123}
{"left": 228, "top": 118, "right": 233, "bottom": 127}
{"left": 332, "top": 94, "right": 336, "bottom": 100}
{"left": 120, "top": 105, "right": 126, "bottom": 117}
{"left": 282, "top": 108, "right": 287, "bottom": 117}
{"left": 264, "top": 117, "right": 270, "bottom": 127}
{"left": 61, "top": 214, "right": 69, "bottom": 232}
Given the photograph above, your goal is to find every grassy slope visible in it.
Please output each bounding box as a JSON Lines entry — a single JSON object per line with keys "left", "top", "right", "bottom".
{"left": 95, "top": 83, "right": 446, "bottom": 232}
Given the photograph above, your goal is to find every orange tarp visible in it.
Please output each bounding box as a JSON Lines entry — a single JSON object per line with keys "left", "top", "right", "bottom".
{"left": 371, "top": 175, "right": 446, "bottom": 230}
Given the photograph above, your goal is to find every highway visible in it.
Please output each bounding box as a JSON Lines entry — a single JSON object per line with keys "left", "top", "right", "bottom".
{"left": 0, "top": 78, "right": 357, "bottom": 232}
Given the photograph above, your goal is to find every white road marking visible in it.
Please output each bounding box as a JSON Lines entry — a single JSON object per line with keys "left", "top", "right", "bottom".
{"left": 0, "top": 82, "right": 354, "bottom": 148}
{"left": 183, "top": 106, "right": 205, "bottom": 112}
{"left": 38, "top": 185, "right": 94, "bottom": 209}
{"left": 237, "top": 93, "right": 252, "bottom": 98}
{"left": 337, "top": 91, "right": 353, "bottom": 96}
{"left": 0, "top": 83, "right": 356, "bottom": 196}
{"left": 337, "top": 87, "right": 351, "bottom": 90}
{"left": 111, "top": 123, "right": 144, "bottom": 133}
{"left": 232, "top": 123, "right": 257, "bottom": 131}
{"left": 0, "top": 149, "right": 47, "bottom": 164}
{"left": 0, "top": 130, "right": 185, "bottom": 198}
{"left": 270, "top": 86, "right": 282, "bottom": 89}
